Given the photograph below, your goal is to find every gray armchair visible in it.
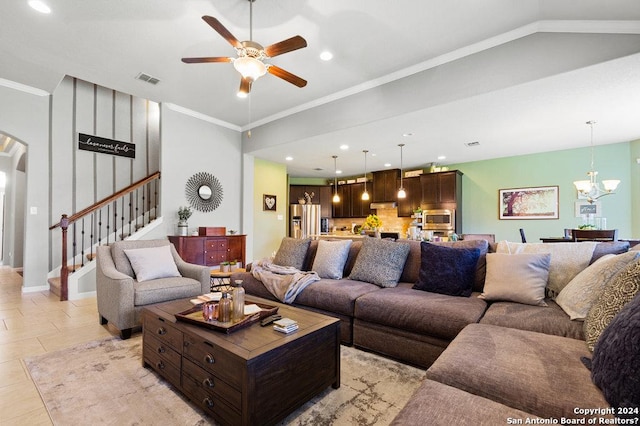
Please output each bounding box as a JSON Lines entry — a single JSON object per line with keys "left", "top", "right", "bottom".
{"left": 96, "top": 239, "right": 210, "bottom": 339}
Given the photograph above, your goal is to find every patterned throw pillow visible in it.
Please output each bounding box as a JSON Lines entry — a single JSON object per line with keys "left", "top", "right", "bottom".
{"left": 348, "top": 238, "right": 411, "bottom": 288}
{"left": 591, "top": 293, "right": 640, "bottom": 411}
{"left": 412, "top": 243, "right": 481, "bottom": 297}
{"left": 479, "top": 252, "right": 551, "bottom": 306}
{"left": 311, "top": 239, "right": 352, "bottom": 279}
{"left": 584, "top": 258, "right": 640, "bottom": 351}
{"left": 273, "top": 237, "right": 311, "bottom": 270}
{"left": 556, "top": 251, "right": 640, "bottom": 320}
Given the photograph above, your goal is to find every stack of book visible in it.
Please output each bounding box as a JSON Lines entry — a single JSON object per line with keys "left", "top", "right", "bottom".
{"left": 273, "top": 318, "right": 298, "bottom": 334}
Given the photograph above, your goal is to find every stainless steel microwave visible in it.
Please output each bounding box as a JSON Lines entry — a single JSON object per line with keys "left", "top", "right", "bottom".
{"left": 422, "top": 209, "right": 455, "bottom": 231}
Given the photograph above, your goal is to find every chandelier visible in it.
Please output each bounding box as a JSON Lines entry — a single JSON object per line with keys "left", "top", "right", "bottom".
{"left": 573, "top": 121, "right": 620, "bottom": 204}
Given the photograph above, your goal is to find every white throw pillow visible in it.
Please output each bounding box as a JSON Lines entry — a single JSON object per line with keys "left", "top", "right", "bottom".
{"left": 556, "top": 251, "right": 640, "bottom": 320}
{"left": 124, "top": 245, "right": 181, "bottom": 282}
{"left": 312, "top": 239, "right": 352, "bottom": 279}
{"left": 479, "top": 252, "right": 551, "bottom": 306}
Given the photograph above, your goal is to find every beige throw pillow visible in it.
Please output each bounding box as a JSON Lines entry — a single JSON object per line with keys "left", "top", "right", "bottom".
{"left": 124, "top": 245, "right": 181, "bottom": 282}
{"left": 496, "top": 241, "right": 597, "bottom": 297}
{"left": 556, "top": 251, "right": 640, "bottom": 320}
{"left": 479, "top": 252, "right": 551, "bottom": 306}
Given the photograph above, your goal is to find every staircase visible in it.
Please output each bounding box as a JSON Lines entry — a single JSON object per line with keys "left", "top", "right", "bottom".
{"left": 49, "top": 172, "right": 161, "bottom": 301}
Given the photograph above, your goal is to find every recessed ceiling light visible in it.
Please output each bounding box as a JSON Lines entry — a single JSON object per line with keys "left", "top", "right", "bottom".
{"left": 320, "top": 51, "right": 333, "bottom": 61}
{"left": 340, "top": 145, "right": 349, "bottom": 150}
{"left": 285, "top": 156, "right": 293, "bottom": 161}
{"left": 384, "top": 163, "right": 392, "bottom": 167}
{"left": 402, "top": 133, "right": 413, "bottom": 137}
{"left": 28, "top": 0, "right": 51, "bottom": 13}
{"left": 336, "top": 170, "right": 342, "bottom": 174}
{"left": 437, "top": 155, "right": 446, "bottom": 160}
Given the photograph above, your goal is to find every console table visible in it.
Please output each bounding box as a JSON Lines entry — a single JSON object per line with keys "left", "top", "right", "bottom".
{"left": 169, "top": 235, "right": 246, "bottom": 268}
{"left": 142, "top": 297, "right": 340, "bottom": 425}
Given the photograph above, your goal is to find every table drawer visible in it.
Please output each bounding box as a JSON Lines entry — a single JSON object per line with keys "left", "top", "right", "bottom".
{"left": 182, "top": 373, "right": 241, "bottom": 426}
{"left": 144, "top": 333, "right": 181, "bottom": 369}
{"left": 183, "top": 332, "right": 243, "bottom": 389}
{"left": 144, "top": 313, "right": 183, "bottom": 352}
{"left": 205, "top": 239, "right": 228, "bottom": 251}
{"left": 143, "top": 345, "right": 181, "bottom": 389}
{"left": 183, "top": 358, "right": 241, "bottom": 410}
{"left": 206, "top": 251, "right": 227, "bottom": 264}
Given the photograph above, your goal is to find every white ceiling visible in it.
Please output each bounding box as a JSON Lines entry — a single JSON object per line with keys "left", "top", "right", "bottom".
{"left": 2, "top": 0, "right": 640, "bottom": 178}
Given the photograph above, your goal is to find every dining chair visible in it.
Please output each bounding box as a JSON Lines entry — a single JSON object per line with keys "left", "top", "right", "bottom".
{"left": 571, "top": 229, "right": 618, "bottom": 242}
{"left": 519, "top": 228, "right": 527, "bottom": 243}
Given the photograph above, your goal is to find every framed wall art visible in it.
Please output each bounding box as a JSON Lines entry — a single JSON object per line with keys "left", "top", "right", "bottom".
{"left": 263, "top": 194, "right": 277, "bottom": 211}
{"left": 499, "top": 186, "right": 559, "bottom": 220}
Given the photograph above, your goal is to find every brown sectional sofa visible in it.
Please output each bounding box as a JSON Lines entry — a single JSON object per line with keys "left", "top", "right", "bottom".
{"left": 231, "top": 238, "right": 636, "bottom": 422}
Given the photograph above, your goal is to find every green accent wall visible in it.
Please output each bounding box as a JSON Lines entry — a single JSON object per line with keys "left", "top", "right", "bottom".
{"left": 253, "top": 158, "right": 288, "bottom": 260}
{"left": 449, "top": 141, "right": 635, "bottom": 243}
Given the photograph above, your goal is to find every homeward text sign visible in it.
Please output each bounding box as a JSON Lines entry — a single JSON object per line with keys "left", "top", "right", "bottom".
{"left": 78, "top": 133, "right": 136, "bottom": 159}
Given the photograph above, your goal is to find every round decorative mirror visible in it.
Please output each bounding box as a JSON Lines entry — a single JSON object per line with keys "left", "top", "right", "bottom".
{"left": 185, "top": 172, "right": 223, "bottom": 212}
{"left": 198, "top": 185, "right": 212, "bottom": 200}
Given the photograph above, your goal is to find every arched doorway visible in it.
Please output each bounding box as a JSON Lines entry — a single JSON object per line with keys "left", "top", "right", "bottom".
{"left": 0, "top": 133, "right": 27, "bottom": 269}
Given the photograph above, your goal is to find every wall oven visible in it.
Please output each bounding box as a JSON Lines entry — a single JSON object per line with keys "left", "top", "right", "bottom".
{"left": 422, "top": 209, "right": 455, "bottom": 231}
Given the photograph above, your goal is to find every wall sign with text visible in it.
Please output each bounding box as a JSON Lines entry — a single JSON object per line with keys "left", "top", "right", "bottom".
{"left": 78, "top": 133, "right": 136, "bottom": 158}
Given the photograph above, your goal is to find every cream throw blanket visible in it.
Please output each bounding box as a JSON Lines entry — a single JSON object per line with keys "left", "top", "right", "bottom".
{"left": 251, "top": 258, "right": 320, "bottom": 304}
{"left": 496, "top": 241, "right": 598, "bottom": 297}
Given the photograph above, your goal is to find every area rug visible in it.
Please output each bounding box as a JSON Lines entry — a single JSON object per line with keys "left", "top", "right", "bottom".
{"left": 25, "top": 336, "right": 425, "bottom": 425}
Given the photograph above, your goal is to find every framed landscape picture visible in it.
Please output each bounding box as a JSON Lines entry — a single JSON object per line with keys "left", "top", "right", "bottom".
{"left": 499, "top": 186, "right": 559, "bottom": 220}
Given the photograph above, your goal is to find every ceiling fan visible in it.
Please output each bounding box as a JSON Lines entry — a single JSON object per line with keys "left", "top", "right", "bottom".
{"left": 181, "top": 0, "right": 307, "bottom": 97}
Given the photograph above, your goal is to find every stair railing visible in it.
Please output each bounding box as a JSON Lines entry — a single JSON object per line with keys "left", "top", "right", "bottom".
{"left": 50, "top": 171, "right": 161, "bottom": 301}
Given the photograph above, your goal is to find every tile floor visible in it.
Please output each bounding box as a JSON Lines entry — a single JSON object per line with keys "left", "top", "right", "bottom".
{"left": 0, "top": 267, "right": 120, "bottom": 425}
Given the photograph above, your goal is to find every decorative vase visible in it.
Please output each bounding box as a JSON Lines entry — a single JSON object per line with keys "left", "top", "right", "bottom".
{"left": 374, "top": 228, "right": 381, "bottom": 238}
{"left": 177, "top": 220, "right": 188, "bottom": 236}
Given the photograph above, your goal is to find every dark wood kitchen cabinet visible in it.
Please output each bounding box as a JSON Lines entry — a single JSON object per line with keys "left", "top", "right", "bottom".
{"left": 372, "top": 169, "right": 400, "bottom": 202}
{"left": 289, "top": 185, "right": 332, "bottom": 217}
{"left": 397, "top": 176, "right": 423, "bottom": 217}
{"left": 420, "top": 170, "right": 462, "bottom": 206}
{"left": 331, "top": 183, "right": 372, "bottom": 219}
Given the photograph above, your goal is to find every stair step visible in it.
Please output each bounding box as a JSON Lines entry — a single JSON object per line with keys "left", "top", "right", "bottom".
{"left": 48, "top": 277, "right": 61, "bottom": 297}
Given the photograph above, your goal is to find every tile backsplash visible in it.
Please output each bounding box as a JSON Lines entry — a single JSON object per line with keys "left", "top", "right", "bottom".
{"left": 331, "top": 208, "right": 413, "bottom": 237}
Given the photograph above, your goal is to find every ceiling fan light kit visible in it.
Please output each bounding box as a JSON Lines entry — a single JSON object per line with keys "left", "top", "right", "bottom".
{"left": 181, "top": 0, "right": 307, "bottom": 97}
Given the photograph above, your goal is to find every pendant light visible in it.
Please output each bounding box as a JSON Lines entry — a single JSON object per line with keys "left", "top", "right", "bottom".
{"left": 397, "top": 143, "right": 406, "bottom": 199}
{"left": 361, "top": 150, "right": 370, "bottom": 201}
{"left": 573, "top": 121, "right": 620, "bottom": 204}
{"left": 332, "top": 155, "right": 340, "bottom": 203}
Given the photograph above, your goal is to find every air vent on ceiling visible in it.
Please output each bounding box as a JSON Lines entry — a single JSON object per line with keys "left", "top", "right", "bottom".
{"left": 465, "top": 141, "right": 480, "bottom": 147}
{"left": 135, "top": 72, "right": 160, "bottom": 85}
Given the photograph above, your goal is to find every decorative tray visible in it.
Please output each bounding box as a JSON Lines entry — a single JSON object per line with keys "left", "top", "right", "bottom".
{"left": 175, "top": 301, "right": 278, "bottom": 334}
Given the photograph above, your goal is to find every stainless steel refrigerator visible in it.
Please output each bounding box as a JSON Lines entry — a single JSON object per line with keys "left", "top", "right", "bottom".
{"left": 290, "top": 204, "right": 321, "bottom": 239}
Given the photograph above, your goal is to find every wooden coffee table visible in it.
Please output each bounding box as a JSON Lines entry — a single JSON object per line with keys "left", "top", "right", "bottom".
{"left": 142, "top": 296, "right": 340, "bottom": 426}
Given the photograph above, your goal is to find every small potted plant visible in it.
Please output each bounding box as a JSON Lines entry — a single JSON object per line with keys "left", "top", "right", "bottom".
{"left": 220, "top": 261, "right": 230, "bottom": 273}
{"left": 229, "top": 260, "right": 239, "bottom": 271}
{"left": 363, "top": 214, "right": 383, "bottom": 238}
{"left": 177, "top": 206, "right": 192, "bottom": 236}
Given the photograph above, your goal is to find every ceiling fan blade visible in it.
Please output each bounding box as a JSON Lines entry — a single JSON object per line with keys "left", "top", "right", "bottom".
{"left": 238, "top": 77, "right": 253, "bottom": 96}
{"left": 202, "top": 16, "right": 242, "bottom": 49}
{"left": 264, "top": 35, "right": 307, "bottom": 58}
{"left": 181, "top": 57, "right": 233, "bottom": 64}
{"left": 267, "top": 65, "right": 307, "bottom": 88}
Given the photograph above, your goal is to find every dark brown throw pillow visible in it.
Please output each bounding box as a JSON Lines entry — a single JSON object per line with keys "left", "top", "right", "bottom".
{"left": 591, "top": 293, "right": 640, "bottom": 412}
{"left": 412, "top": 242, "right": 481, "bottom": 297}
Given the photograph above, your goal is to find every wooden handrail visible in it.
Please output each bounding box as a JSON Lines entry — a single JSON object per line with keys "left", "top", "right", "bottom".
{"left": 50, "top": 171, "right": 161, "bottom": 301}
{"left": 50, "top": 171, "right": 160, "bottom": 230}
